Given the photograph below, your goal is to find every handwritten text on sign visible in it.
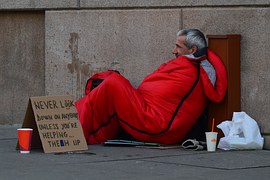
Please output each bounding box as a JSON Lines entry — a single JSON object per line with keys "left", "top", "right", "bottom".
{"left": 30, "top": 96, "right": 87, "bottom": 153}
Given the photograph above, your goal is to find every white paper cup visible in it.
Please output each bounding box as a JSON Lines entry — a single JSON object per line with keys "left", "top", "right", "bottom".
{"left": 205, "top": 132, "right": 218, "bottom": 152}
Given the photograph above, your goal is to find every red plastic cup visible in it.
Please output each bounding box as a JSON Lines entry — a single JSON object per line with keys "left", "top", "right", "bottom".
{"left": 17, "top": 128, "right": 33, "bottom": 154}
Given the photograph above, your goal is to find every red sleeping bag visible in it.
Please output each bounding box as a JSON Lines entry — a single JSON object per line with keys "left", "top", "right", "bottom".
{"left": 75, "top": 50, "right": 227, "bottom": 144}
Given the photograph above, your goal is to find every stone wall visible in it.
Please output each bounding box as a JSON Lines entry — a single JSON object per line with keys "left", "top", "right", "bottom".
{"left": 1, "top": 0, "right": 270, "bottom": 148}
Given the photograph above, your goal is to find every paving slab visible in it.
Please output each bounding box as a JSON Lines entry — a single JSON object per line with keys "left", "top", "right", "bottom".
{"left": 148, "top": 150, "right": 270, "bottom": 170}
{"left": 1, "top": 125, "right": 270, "bottom": 180}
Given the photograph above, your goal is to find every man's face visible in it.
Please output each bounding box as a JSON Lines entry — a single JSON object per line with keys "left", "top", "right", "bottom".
{"left": 172, "top": 35, "right": 193, "bottom": 57}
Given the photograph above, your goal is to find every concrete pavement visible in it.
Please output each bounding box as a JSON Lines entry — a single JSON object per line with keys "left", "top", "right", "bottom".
{"left": 1, "top": 124, "right": 270, "bottom": 180}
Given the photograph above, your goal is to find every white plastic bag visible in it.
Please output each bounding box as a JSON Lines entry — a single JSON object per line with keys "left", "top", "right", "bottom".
{"left": 217, "top": 112, "right": 264, "bottom": 150}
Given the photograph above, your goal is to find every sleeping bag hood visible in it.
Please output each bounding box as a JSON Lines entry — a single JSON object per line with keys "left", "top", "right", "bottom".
{"left": 199, "top": 50, "right": 227, "bottom": 102}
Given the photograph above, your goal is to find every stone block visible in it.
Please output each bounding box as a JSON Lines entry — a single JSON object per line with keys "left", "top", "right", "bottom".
{"left": 0, "top": 12, "right": 45, "bottom": 124}
{"left": 263, "top": 135, "right": 270, "bottom": 150}
{"left": 80, "top": 0, "right": 270, "bottom": 8}
{"left": 1, "top": 0, "right": 270, "bottom": 10}
{"left": 45, "top": 9, "right": 181, "bottom": 100}
{"left": 0, "top": 0, "right": 78, "bottom": 10}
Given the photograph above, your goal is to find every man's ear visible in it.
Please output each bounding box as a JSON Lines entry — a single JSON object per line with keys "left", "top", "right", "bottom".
{"left": 190, "top": 46, "right": 198, "bottom": 54}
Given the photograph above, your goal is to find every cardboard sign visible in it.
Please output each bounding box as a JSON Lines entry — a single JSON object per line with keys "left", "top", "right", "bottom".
{"left": 20, "top": 96, "right": 88, "bottom": 153}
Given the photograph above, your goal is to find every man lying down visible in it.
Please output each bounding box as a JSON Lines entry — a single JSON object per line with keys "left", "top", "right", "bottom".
{"left": 75, "top": 28, "right": 227, "bottom": 145}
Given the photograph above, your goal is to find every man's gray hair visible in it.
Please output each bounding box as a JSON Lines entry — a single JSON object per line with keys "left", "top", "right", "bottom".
{"left": 177, "top": 29, "right": 207, "bottom": 51}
